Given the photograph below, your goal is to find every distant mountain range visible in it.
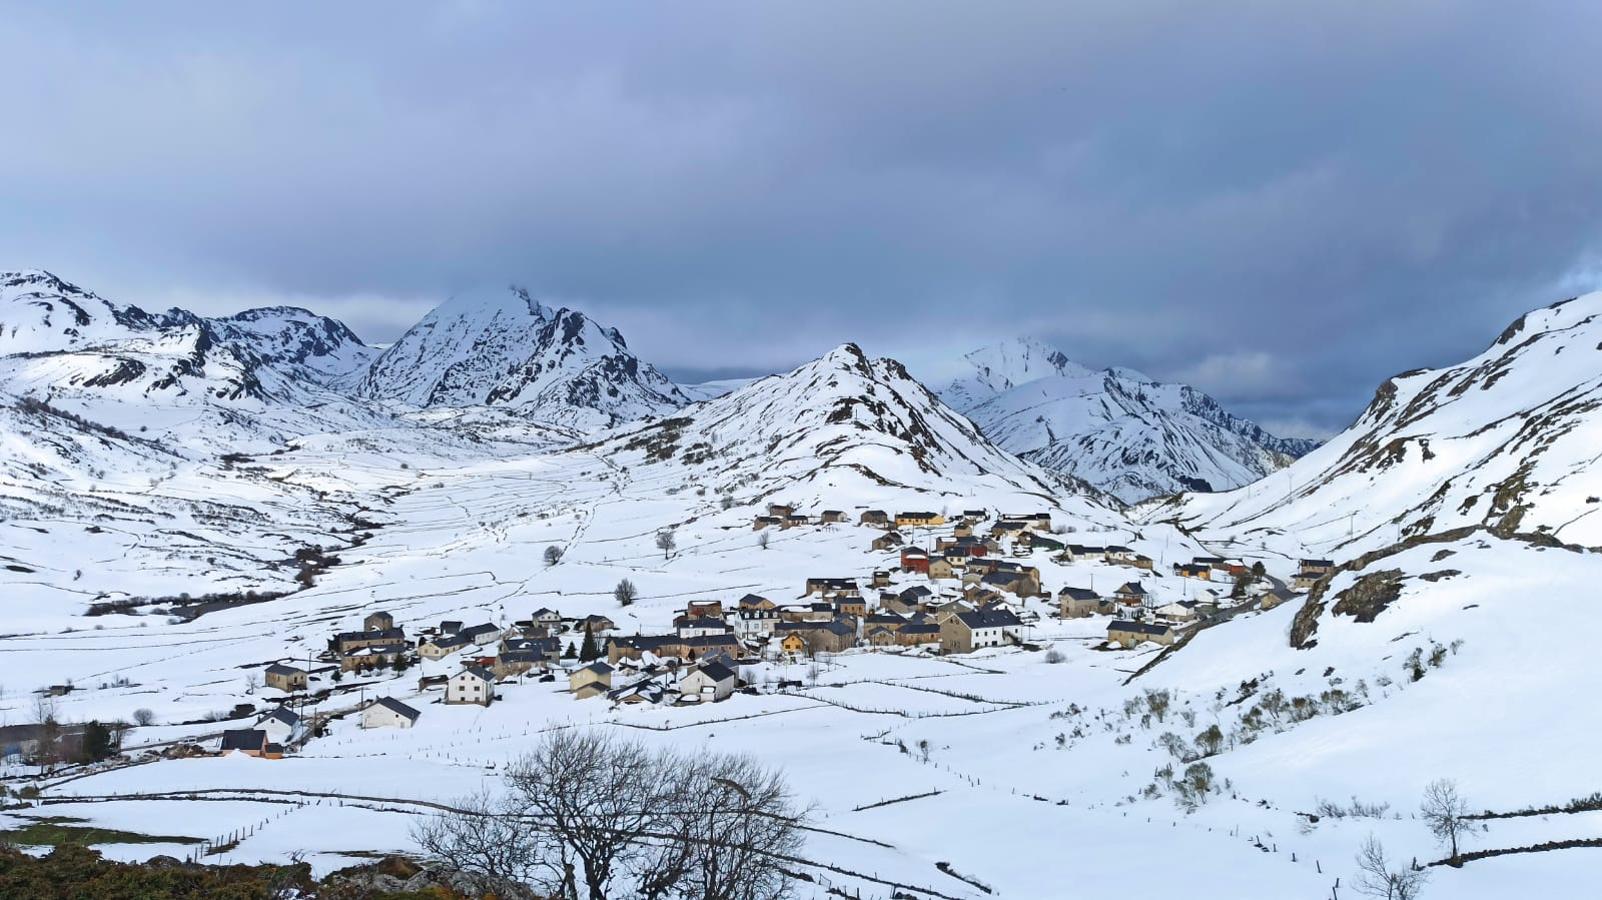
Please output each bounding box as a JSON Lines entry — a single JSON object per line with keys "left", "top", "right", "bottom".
{"left": 1, "top": 269, "right": 1316, "bottom": 504}
{"left": 940, "top": 338, "right": 1318, "bottom": 504}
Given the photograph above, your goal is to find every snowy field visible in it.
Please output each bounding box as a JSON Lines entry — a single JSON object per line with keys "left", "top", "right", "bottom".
{"left": 1, "top": 399, "right": 1598, "bottom": 897}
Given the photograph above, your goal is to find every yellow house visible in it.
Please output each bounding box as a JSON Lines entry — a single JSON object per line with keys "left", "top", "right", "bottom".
{"left": 896, "top": 511, "right": 947, "bottom": 528}
{"left": 569, "top": 661, "right": 613, "bottom": 700}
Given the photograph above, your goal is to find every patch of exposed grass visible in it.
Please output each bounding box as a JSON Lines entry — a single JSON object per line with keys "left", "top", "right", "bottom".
{"left": 0, "top": 816, "right": 202, "bottom": 847}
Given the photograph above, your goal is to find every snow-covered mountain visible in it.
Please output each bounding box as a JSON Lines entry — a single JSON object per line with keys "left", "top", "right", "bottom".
{"left": 941, "top": 338, "right": 1318, "bottom": 505}
{"left": 356, "top": 285, "right": 688, "bottom": 428}
{"left": 597, "top": 342, "right": 1120, "bottom": 517}
{"left": 0, "top": 269, "right": 376, "bottom": 403}
{"left": 1156, "top": 292, "right": 1602, "bottom": 559}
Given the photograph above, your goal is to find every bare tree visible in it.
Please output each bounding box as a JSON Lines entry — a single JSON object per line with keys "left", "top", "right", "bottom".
{"left": 614, "top": 579, "right": 638, "bottom": 607}
{"left": 244, "top": 673, "right": 260, "bottom": 695}
{"left": 655, "top": 529, "right": 676, "bottom": 560}
{"left": 1421, "top": 778, "right": 1470, "bottom": 865}
{"left": 416, "top": 732, "right": 804, "bottom": 900}
{"left": 641, "top": 753, "right": 804, "bottom": 900}
{"left": 1354, "top": 834, "right": 1429, "bottom": 899}
{"left": 543, "top": 545, "right": 564, "bottom": 567}
{"left": 506, "top": 731, "right": 660, "bottom": 900}
{"left": 31, "top": 694, "right": 61, "bottom": 772}
{"left": 132, "top": 708, "right": 156, "bottom": 727}
{"left": 411, "top": 790, "right": 561, "bottom": 896}
{"left": 757, "top": 531, "right": 769, "bottom": 551}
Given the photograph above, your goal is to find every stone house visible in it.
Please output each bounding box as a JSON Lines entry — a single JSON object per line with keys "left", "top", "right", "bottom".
{"left": 737, "top": 593, "right": 775, "bottom": 611}
{"left": 419, "top": 633, "right": 471, "bottom": 660}
{"left": 331, "top": 627, "right": 406, "bottom": 655}
{"left": 1106, "top": 620, "right": 1177, "bottom": 648}
{"left": 926, "top": 555, "right": 955, "bottom": 580}
{"left": 819, "top": 510, "right": 846, "bottom": 524}
{"left": 686, "top": 599, "right": 725, "bottom": 619}
{"left": 752, "top": 515, "right": 781, "bottom": 531}
{"left": 1292, "top": 571, "right": 1325, "bottom": 591}
{"left": 860, "top": 509, "right": 890, "bottom": 527}
{"left": 364, "top": 611, "right": 395, "bottom": 632}
{"left": 341, "top": 643, "right": 407, "bottom": 672}
{"left": 1058, "top": 587, "right": 1111, "bottom": 619}
{"left": 871, "top": 532, "right": 904, "bottom": 551}
{"left": 264, "top": 663, "right": 307, "bottom": 693}
{"left": 835, "top": 595, "right": 868, "bottom": 619}
{"left": 804, "top": 578, "right": 859, "bottom": 598}
{"left": 766, "top": 503, "right": 795, "bottom": 518}
{"left": 1299, "top": 558, "right": 1335, "bottom": 576}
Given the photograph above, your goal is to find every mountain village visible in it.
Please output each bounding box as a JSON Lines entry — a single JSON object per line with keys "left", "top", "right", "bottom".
{"left": 0, "top": 270, "right": 1597, "bottom": 898}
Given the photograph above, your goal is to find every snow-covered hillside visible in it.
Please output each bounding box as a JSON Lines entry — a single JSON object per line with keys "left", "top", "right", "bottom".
{"left": 1156, "top": 293, "right": 1602, "bottom": 560}
{"left": 4, "top": 273, "right": 1601, "bottom": 898}
{"left": 943, "top": 338, "right": 1317, "bottom": 504}
{"left": 357, "top": 285, "right": 688, "bottom": 428}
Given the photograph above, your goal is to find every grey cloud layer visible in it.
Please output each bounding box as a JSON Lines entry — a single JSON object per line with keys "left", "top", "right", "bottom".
{"left": 4, "top": 1, "right": 1601, "bottom": 434}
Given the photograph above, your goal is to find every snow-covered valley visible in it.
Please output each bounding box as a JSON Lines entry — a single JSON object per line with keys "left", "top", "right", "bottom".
{"left": 0, "top": 272, "right": 1598, "bottom": 899}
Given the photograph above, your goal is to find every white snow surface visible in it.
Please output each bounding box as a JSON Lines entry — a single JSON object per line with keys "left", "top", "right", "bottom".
{"left": 0, "top": 277, "right": 1597, "bottom": 898}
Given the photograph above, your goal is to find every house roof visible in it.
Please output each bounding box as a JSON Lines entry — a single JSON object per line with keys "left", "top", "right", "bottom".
{"left": 371, "top": 696, "right": 421, "bottom": 721}
{"left": 580, "top": 661, "right": 614, "bottom": 675}
{"left": 697, "top": 661, "right": 736, "bottom": 683}
{"left": 439, "top": 620, "right": 463, "bottom": 632}
{"left": 455, "top": 665, "right": 494, "bottom": 682}
{"left": 426, "top": 633, "right": 471, "bottom": 649}
{"left": 1300, "top": 558, "right": 1334, "bottom": 567}
{"left": 220, "top": 729, "right": 267, "bottom": 751}
{"left": 1109, "top": 620, "right": 1172, "bottom": 636}
{"left": 898, "top": 585, "right": 933, "bottom": 600}
{"left": 334, "top": 627, "right": 405, "bottom": 644}
{"left": 264, "top": 663, "right": 303, "bottom": 677}
{"left": 1116, "top": 581, "right": 1149, "bottom": 596}
{"left": 260, "top": 707, "right": 300, "bottom": 727}
{"left": 1058, "top": 587, "right": 1100, "bottom": 600}
{"left": 955, "top": 608, "right": 1022, "bottom": 629}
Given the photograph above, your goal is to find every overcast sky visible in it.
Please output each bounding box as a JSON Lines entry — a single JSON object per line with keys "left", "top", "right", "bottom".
{"left": 5, "top": 2, "right": 1602, "bottom": 437}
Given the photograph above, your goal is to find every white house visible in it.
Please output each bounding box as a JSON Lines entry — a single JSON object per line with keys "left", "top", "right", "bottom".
{"left": 677, "top": 661, "right": 737, "bottom": 703}
{"left": 362, "top": 696, "right": 421, "bottom": 729}
{"left": 675, "top": 616, "right": 732, "bottom": 639}
{"left": 256, "top": 707, "right": 301, "bottom": 745}
{"left": 446, "top": 666, "right": 495, "bottom": 706}
{"left": 730, "top": 609, "right": 779, "bottom": 641}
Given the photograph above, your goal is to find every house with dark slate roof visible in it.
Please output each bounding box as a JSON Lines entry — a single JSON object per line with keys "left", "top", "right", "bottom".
{"left": 1107, "top": 619, "right": 1177, "bottom": 648}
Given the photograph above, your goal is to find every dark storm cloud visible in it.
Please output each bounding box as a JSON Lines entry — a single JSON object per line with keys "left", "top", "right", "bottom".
{"left": 4, "top": 1, "right": 1601, "bottom": 434}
